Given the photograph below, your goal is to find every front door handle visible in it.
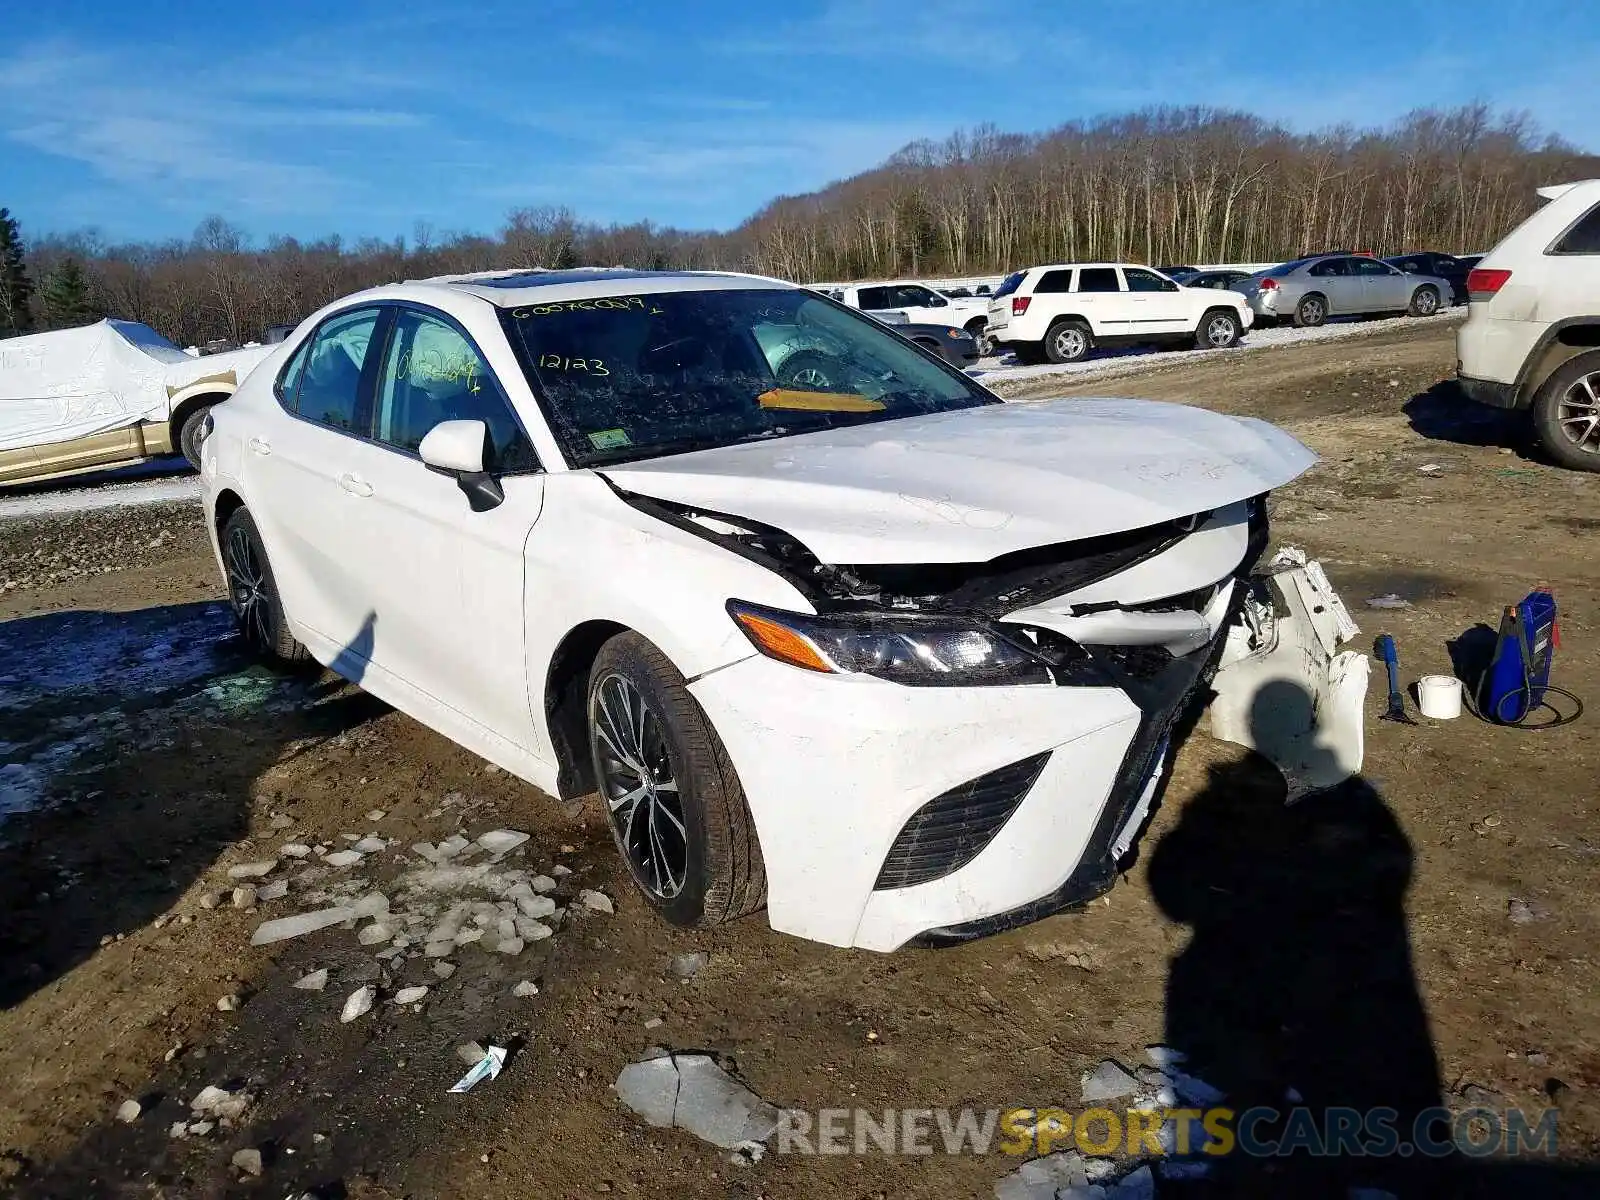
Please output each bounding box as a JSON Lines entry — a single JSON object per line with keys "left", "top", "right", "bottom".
{"left": 248, "top": 436, "right": 271, "bottom": 456}
{"left": 338, "top": 472, "right": 373, "bottom": 498}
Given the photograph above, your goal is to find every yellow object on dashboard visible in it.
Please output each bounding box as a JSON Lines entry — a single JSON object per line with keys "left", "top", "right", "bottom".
{"left": 756, "top": 388, "right": 885, "bottom": 412}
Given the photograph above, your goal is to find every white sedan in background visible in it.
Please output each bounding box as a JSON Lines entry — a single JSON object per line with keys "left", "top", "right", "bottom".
{"left": 199, "top": 268, "right": 1360, "bottom": 951}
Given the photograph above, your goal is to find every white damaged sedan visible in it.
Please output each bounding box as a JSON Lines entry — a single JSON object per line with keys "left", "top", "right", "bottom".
{"left": 199, "top": 268, "right": 1364, "bottom": 951}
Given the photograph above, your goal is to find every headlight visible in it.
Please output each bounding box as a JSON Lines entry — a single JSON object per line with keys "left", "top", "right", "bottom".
{"left": 727, "top": 600, "right": 1057, "bottom": 686}
{"left": 949, "top": 328, "right": 972, "bottom": 340}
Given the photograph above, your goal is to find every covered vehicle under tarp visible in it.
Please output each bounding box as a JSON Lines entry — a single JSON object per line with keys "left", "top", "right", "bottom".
{"left": 0, "top": 320, "right": 194, "bottom": 453}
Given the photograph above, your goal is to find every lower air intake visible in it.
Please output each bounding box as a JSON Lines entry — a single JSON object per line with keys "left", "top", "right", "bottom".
{"left": 873, "top": 752, "right": 1052, "bottom": 891}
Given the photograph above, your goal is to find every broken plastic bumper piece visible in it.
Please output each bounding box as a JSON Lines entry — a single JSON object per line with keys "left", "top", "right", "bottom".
{"left": 1208, "top": 547, "right": 1369, "bottom": 800}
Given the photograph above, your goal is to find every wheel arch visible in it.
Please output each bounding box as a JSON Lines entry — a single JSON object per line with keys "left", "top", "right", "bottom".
{"left": 542, "top": 618, "right": 631, "bottom": 799}
{"left": 167, "top": 388, "right": 233, "bottom": 452}
{"left": 1518, "top": 319, "right": 1600, "bottom": 407}
{"left": 212, "top": 487, "right": 247, "bottom": 540}
{"left": 962, "top": 315, "right": 988, "bottom": 333}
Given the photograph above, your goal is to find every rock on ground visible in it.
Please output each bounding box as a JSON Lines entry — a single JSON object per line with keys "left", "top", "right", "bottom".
{"left": 616, "top": 1052, "right": 778, "bottom": 1151}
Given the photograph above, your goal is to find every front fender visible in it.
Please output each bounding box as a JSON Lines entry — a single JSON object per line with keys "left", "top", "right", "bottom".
{"left": 523, "top": 472, "right": 815, "bottom": 761}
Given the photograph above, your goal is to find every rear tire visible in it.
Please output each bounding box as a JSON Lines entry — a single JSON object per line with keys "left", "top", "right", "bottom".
{"left": 220, "top": 507, "right": 310, "bottom": 664}
{"left": 1293, "top": 294, "right": 1327, "bottom": 327}
{"left": 178, "top": 405, "right": 214, "bottom": 470}
{"left": 1196, "top": 309, "right": 1242, "bottom": 350}
{"left": 1408, "top": 286, "right": 1441, "bottom": 317}
{"left": 1043, "top": 319, "right": 1092, "bottom": 364}
{"left": 587, "top": 632, "right": 766, "bottom": 927}
{"left": 1531, "top": 350, "right": 1600, "bottom": 473}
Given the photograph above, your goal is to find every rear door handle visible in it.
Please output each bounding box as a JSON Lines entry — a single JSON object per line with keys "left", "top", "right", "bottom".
{"left": 248, "top": 436, "right": 271, "bottom": 456}
{"left": 338, "top": 472, "right": 373, "bottom": 498}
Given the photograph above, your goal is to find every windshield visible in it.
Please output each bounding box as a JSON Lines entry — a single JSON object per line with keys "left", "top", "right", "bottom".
{"left": 499, "top": 287, "right": 998, "bottom": 467}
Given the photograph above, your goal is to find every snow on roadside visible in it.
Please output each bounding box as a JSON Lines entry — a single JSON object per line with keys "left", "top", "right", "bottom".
{"left": 0, "top": 473, "right": 200, "bottom": 522}
{"left": 971, "top": 308, "right": 1465, "bottom": 396}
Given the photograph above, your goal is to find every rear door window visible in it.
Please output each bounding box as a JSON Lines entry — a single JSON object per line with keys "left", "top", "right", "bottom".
{"left": 1034, "top": 269, "right": 1075, "bottom": 294}
{"left": 1552, "top": 203, "right": 1600, "bottom": 254}
{"left": 294, "top": 307, "right": 384, "bottom": 434}
{"left": 1076, "top": 267, "right": 1120, "bottom": 293}
{"left": 1308, "top": 258, "right": 1349, "bottom": 278}
{"left": 856, "top": 286, "right": 894, "bottom": 309}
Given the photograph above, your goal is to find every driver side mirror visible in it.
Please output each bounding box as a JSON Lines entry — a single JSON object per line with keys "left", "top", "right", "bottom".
{"left": 419, "top": 419, "right": 504, "bottom": 512}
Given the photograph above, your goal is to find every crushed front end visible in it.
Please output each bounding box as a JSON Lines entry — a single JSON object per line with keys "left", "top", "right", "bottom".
{"left": 625, "top": 485, "right": 1365, "bottom": 950}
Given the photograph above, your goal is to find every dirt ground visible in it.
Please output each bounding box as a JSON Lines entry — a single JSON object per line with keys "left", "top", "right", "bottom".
{"left": 1, "top": 319, "right": 1597, "bottom": 1198}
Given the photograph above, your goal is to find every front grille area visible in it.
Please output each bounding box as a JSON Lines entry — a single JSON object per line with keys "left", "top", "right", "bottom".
{"left": 874, "top": 752, "right": 1052, "bottom": 891}
{"left": 910, "top": 580, "right": 1250, "bottom": 946}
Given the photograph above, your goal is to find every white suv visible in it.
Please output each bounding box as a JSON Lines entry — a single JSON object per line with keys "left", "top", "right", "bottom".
{"left": 987, "top": 264, "right": 1254, "bottom": 364}
{"left": 1456, "top": 179, "right": 1600, "bottom": 470}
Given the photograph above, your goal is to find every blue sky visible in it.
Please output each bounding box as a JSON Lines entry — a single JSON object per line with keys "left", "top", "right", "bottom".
{"left": 1, "top": 0, "right": 1594, "bottom": 246}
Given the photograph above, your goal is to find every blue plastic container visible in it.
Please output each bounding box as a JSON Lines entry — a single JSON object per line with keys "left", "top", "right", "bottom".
{"left": 1484, "top": 588, "right": 1557, "bottom": 724}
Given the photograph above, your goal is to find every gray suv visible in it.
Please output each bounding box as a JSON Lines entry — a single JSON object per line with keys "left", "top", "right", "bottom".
{"left": 1236, "top": 254, "right": 1451, "bottom": 326}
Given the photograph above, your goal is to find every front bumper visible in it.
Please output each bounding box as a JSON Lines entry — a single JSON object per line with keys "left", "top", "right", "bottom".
{"left": 688, "top": 599, "right": 1235, "bottom": 951}
{"left": 1457, "top": 373, "right": 1522, "bottom": 410}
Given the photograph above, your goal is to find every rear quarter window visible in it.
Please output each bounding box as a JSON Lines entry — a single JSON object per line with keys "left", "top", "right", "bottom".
{"left": 1551, "top": 202, "right": 1600, "bottom": 254}
{"left": 992, "top": 271, "right": 1026, "bottom": 299}
{"left": 1034, "top": 269, "right": 1075, "bottom": 294}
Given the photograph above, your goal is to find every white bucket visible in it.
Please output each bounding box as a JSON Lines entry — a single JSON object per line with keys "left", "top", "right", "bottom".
{"left": 1417, "top": 675, "right": 1463, "bottom": 720}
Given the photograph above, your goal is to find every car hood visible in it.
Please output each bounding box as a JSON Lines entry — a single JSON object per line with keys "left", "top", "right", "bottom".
{"left": 599, "top": 398, "right": 1315, "bottom": 565}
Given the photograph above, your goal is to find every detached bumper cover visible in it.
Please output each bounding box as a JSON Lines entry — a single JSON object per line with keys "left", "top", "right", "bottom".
{"left": 1208, "top": 549, "right": 1369, "bottom": 800}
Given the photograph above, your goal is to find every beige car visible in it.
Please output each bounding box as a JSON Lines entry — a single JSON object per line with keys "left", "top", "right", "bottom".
{"left": 0, "top": 319, "right": 275, "bottom": 486}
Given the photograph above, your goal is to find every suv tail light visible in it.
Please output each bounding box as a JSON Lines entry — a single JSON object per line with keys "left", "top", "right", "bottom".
{"left": 1467, "top": 268, "right": 1511, "bottom": 300}
{"left": 1010, "top": 296, "right": 1031, "bottom": 316}
{"left": 1258, "top": 278, "right": 1278, "bottom": 291}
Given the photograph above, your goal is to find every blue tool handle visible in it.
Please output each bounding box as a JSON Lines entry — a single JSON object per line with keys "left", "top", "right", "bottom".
{"left": 1376, "top": 634, "right": 1402, "bottom": 695}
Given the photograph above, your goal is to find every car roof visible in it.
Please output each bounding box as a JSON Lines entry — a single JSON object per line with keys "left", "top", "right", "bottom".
{"left": 376, "top": 267, "right": 793, "bottom": 308}
{"left": 1024, "top": 262, "right": 1134, "bottom": 273}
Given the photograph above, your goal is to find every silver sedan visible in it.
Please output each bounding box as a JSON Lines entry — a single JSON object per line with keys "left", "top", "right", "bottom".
{"left": 1236, "top": 254, "right": 1452, "bottom": 327}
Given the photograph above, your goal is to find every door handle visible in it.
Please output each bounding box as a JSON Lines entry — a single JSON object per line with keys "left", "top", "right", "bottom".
{"left": 338, "top": 472, "right": 373, "bottom": 497}
{"left": 248, "top": 436, "right": 271, "bottom": 456}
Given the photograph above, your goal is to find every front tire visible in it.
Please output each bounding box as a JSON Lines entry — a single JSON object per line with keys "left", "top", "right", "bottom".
{"left": 1293, "top": 294, "right": 1327, "bottom": 327}
{"left": 1408, "top": 286, "right": 1440, "bottom": 317}
{"left": 1044, "top": 319, "right": 1092, "bottom": 364}
{"left": 1196, "top": 309, "right": 1242, "bottom": 350}
{"left": 1532, "top": 351, "right": 1600, "bottom": 473}
{"left": 587, "top": 632, "right": 766, "bottom": 927}
{"left": 220, "top": 508, "right": 309, "bottom": 664}
{"left": 966, "top": 320, "right": 995, "bottom": 357}
{"left": 178, "top": 405, "right": 214, "bottom": 470}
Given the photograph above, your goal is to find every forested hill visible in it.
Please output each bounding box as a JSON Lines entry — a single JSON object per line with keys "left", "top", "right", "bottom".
{"left": 10, "top": 104, "right": 1597, "bottom": 348}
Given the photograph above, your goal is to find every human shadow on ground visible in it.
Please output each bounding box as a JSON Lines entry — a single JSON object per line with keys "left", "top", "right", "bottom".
{"left": 1148, "top": 679, "right": 1596, "bottom": 1196}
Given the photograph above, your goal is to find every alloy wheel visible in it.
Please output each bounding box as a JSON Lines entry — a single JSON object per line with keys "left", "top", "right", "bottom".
{"left": 1206, "top": 315, "right": 1237, "bottom": 347}
{"left": 1416, "top": 290, "right": 1438, "bottom": 315}
{"left": 224, "top": 524, "right": 272, "bottom": 649}
{"left": 592, "top": 672, "right": 688, "bottom": 898}
{"left": 1055, "top": 328, "right": 1086, "bottom": 360}
{"left": 788, "top": 365, "right": 831, "bottom": 389}
{"left": 1556, "top": 371, "right": 1600, "bottom": 455}
{"left": 1300, "top": 298, "right": 1325, "bottom": 324}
